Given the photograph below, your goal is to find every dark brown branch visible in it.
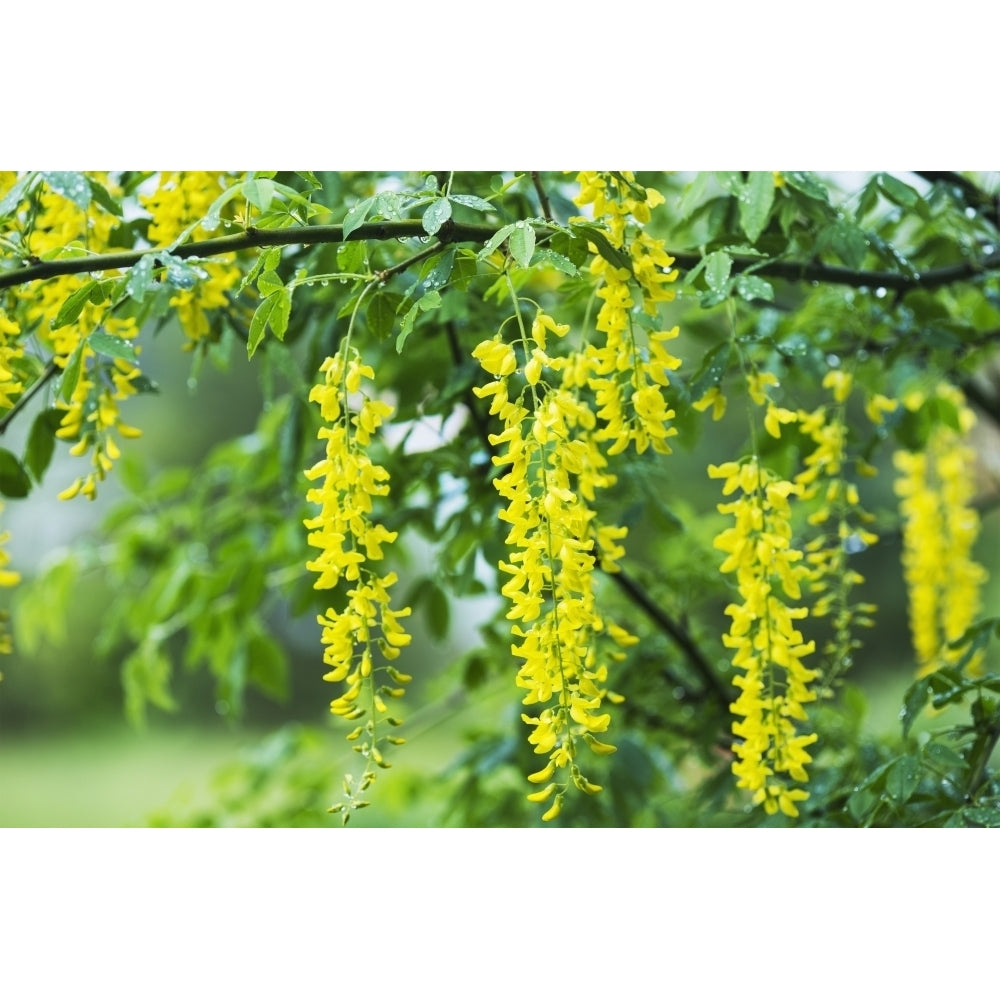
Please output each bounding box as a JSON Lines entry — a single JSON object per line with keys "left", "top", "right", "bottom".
{"left": 670, "top": 249, "right": 1000, "bottom": 293}
{"left": 0, "top": 221, "right": 504, "bottom": 291}
{"left": 6, "top": 219, "right": 1000, "bottom": 296}
{"left": 530, "top": 172, "right": 554, "bottom": 223}
{"left": 606, "top": 565, "right": 732, "bottom": 712}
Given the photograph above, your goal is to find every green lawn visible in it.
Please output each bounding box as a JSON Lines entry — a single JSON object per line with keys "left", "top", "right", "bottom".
{"left": 0, "top": 722, "right": 265, "bottom": 827}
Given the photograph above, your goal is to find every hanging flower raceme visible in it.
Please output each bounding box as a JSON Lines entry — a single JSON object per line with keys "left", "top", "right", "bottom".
{"left": 573, "top": 171, "right": 682, "bottom": 457}
{"left": 140, "top": 171, "right": 242, "bottom": 347}
{"left": 794, "top": 370, "right": 882, "bottom": 690}
{"left": 303, "top": 347, "right": 412, "bottom": 818}
{"left": 55, "top": 348, "right": 143, "bottom": 501}
{"left": 0, "top": 310, "right": 24, "bottom": 411}
{"left": 710, "top": 457, "right": 819, "bottom": 818}
{"left": 894, "top": 386, "right": 988, "bottom": 676}
{"left": 473, "top": 309, "right": 633, "bottom": 820}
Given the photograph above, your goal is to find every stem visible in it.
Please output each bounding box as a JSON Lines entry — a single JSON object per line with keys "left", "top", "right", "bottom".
{"left": 0, "top": 359, "right": 59, "bottom": 434}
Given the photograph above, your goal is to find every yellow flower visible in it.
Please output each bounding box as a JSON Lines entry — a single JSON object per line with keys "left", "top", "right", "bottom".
{"left": 304, "top": 346, "right": 412, "bottom": 807}
{"left": 894, "top": 387, "right": 987, "bottom": 676}
{"left": 710, "top": 458, "right": 818, "bottom": 816}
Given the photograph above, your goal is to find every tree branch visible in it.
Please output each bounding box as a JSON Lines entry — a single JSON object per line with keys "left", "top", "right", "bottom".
{"left": 669, "top": 249, "right": 1000, "bottom": 293}
{"left": 605, "top": 566, "right": 732, "bottom": 712}
{"left": 0, "top": 221, "right": 504, "bottom": 291}
{"left": 5, "top": 218, "right": 1000, "bottom": 295}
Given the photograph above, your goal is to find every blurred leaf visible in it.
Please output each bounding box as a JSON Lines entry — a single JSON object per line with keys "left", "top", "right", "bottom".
{"left": 739, "top": 171, "right": 774, "bottom": 242}
{"left": 89, "top": 331, "right": 138, "bottom": 364}
{"left": 41, "top": 171, "right": 91, "bottom": 210}
{"left": 247, "top": 632, "right": 289, "bottom": 701}
{"left": 122, "top": 643, "right": 177, "bottom": 727}
{"left": 735, "top": 273, "right": 774, "bottom": 303}
{"left": 885, "top": 754, "right": 921, "bottom": 805}
{"left": 24, "top": 408, "right": 65, "bottom": 482}
{"left": 367, "top": 291, "right": 403, "bottom": 340}
{"left": 0, "top": 448, "right": 31, "bottom": 498}
{"left": 900, "top": 677, "right": 931, "bottom": 737}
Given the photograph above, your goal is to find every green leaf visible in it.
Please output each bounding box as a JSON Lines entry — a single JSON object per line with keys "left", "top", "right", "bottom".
{"left": 479, "top": 223, "right": 516, "bottom": 259}
{"left": 884, "top": 754, "right": 921, "bottom": 805}
{"left": 704, "top": 250, "right": 732, "bottom": 294}
{"left": 877, "top": 173, "right": 921, "bottom": 210}
{"left": 59, "top": 343, "right": 85, "bottom": 403}
{"left": 531, "top": 248, "right": 577, "bottom": 276}
{"left": 962, "top": 805, "right": 1000, "bottom": 827}
{"left": 449, "top": 193, "right": 494, "bottom": 213}
{"left": 88, "top": 331, "right": 138, "bottom": 364}
{"left": 422, "top": 247, "right": 455, "bottom": 291}
{"left": 422, "top": 198, "right": 452, "bottom": 236}
{"left": 87, "top": 177, "right": 123, "bottom": 217}
{"left": 367, "top": 292, "right": 403, "bottom": 339}
{"left": 0, "top": 173, "right": 36, "bottom": 217}
{"left": 396, "top": 290, "right": 442, "bottom": 353}
{"left": 241, "top": 177, "right": 276, "bottom": 213}
{"left": 820, "top": 220, "right": 869, "bottom": 269}
{"left": 782, "top": 171, "right": 830, "bottom": 203}
{"left": 257, "top": 269, "right": 284, "bottom": 296}
{"left": 570, "top": 223, "right": 631, "bottom": 273}
{"left": 24, "top": 408, "right": 65, "bottom": 482}
{"left": 508, "top": 222, "right": 536, "bottom": 268}
{"left": 41, "top": 171, "right": 91, "bottom": 210}
{"left": 923, "top": 741, "right": 968, "bottom": 772}
{"left": 247, "top": 632, "right": 289, "bottom": 701}
{"left": 426, "top": 582, "right": 450, "bottom": 641}
{"left": 53, "top": 279, "right": 104, "bottom": 330}
{"left": 125, "top": 255, "right": 157, "bottom": 300}
{"left": 900, "top": 677, "right": 931, "bottom": 738}
{"left": 247, "top": 288, "right": 292, "bottom": 358}
{"left": 0, "top": 447, "right": 32, "bottom": 498}
{"left": 734, "top": 273, "right": 774, "bottom": 303}
{"left": 337, "top": 240, "right": 367, "bottom": 275}
{"left": 847, "top": 786, "right": 878, "bottom": 823}
{"left": 122, "top": 642, "right": 176, "bottom": 727}
{"left": 343, "top": 196, "right": 375, "bottom": 239}
{"left": 739, "top": 172, "right": 775, "bottom": 242}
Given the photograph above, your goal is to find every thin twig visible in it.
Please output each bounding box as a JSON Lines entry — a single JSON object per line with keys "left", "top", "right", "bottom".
{"left": 0, "top": 359, "right": 59, "bottom": 434}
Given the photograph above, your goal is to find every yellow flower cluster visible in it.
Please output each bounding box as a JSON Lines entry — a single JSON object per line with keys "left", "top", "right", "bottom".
{"left": 894, "top": 386, "right": 987, "bottom": 676}
{"left": 140, "top": 172, "right": 242, "bottom": 347}
{"left": 795, "top": 370, "right": 882, "bottom": 687}
{"left": 0, "top": 310, "right": 24, "bottom": 411}
{"left": 710, "top": 457, "right": 819, "bottom": 817}
{"left": 304, "top": 348, "right": 412, "bottom": 811}
{"left": 56, "top": 348, "right": 143, "bottom": 501}
{"left": 474, "top": 309, "right": 634, "bottom": 820}
{"left": 573, "top": 171, "right": 682, "bottom": 456}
